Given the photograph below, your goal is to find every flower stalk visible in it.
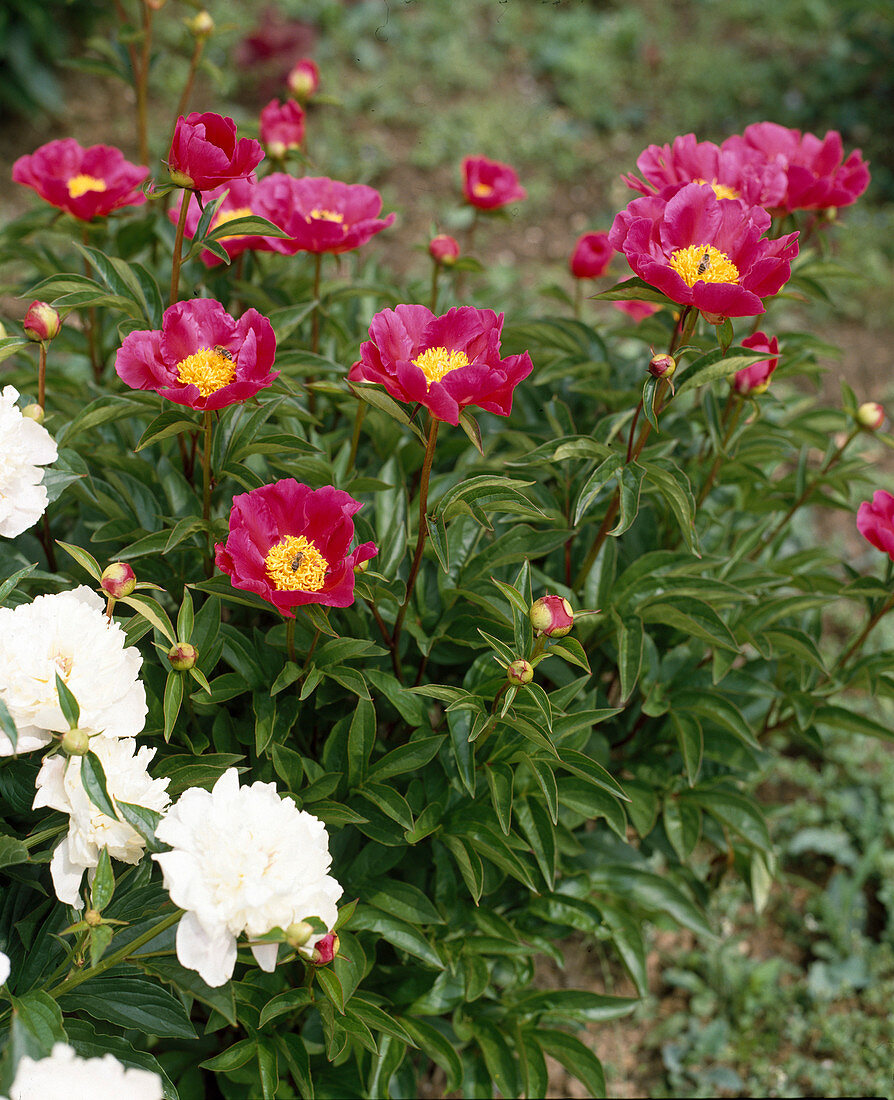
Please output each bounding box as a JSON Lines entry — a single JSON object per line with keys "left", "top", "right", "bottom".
{"left": 170, "top": 190, "right": 192, "bottom": 306}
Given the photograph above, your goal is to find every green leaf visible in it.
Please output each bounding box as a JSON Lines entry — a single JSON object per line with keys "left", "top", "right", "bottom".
{"left": 574, "top": 453, "right": 623, "bottom": 525}
{"left": 428, "top": 510, "right": 450, "bottom": 572}
{"left": 59, "top": 972, "right": 197, "bottom": 1039}
{"left": 663, "top": 794, "right": 702, "bottom": 861}
{"left": 259, "top": 988, "right": 313, "bottom": 1028}
{"left": 349, "top": 905, "right": 444, "bottom": 969}
{"left": 514, "top": 988, "right": 638, "bottom": 1022}
{"left": 204, "top": 214, "right": 292, "bottom": 242}
{"left": 367, "top": 735, "right": 444, "bottom": 782}
{"left": 56, "top": 541, "right": 102, "bottom": 581}
{"left": 813, "top": 703, "right": 894, "bottom": 742}
{"left": 81, "top": 752, "right": 119, "bottom": 821}
{"left": 202, "top": 1037, "right": 256, "bottom": 1071}
{"left": 162, "top": 670, "right": 183, "bottom": 742}
{"left": 276, "top": 1033, "right": 314, "bottom": 1099}
{"left": 589, "top": 864, "right": 713, "bottom": 937}
{"left": 557, "top": 748, "right": 628, "bottom": 801}
{"left": 436, "top": 475, "right": 543, "bottom": 524}
{"left": 348, "top": 382, "right": 426, "bottom": 444}
{"left": 91, "top": 846, "right": 115, "bottom": 911}
{"left": 485, "top": 762, "right": 514, "bottom": 835}
{"left": 440, "top": 834, "right": 484, "bottom": 903}
{"left": 0, "top": 694, "right": 19, "bottom": 753}
{"left": 118, "top": 594, "right": 177, "bottom": 645}
{"left": 533, "top": 1028, "right": 606, "bottom": 1097}
{"left": 639, "top": 596, "right": 739, "bottom": 652}
{"left": 475, "top": 1019, "right": 520, "bottom": 1099}
{"left": 525, "top": 755, "right": 559, "bottom": 824}
{"left": 515, "top": 797, "right": 556, "bottom": 889}
{"left": 671, "top": 710, "right": 703, "bottom": 786}
{"left": 640, "top": 459, "right": 700, "bottom": 555}
{"left": 55, "top": 672, "right": 80, "bottom": 728}
{"left": 458, "top": 409, "right": 484, "bottom": 455}
{"left": 364, "top": 881, "right": 443, "bottom": 926}
{"left": 402, "top": 1018, "right": 462, "bottom": 1092}
{"left": 676, "top": 346, "right": 773, "bottom": 395}
{"left": 135, "top": 409, "right": 199, "bottom": 452}
{"left": 348, "top": 700, "right": 376, "bottom": 787}
{"left": 256, "top": 1038, "right": 279, "bottom": 1099}
{"left": 116, "top": 801, "right": 164, "bottom": 853}
{"left": 544, "top": 636, "right": 591, "bottom": 673}
{"left": 641, "top": 375, "right": 660, "bottom": 431}
{"left": 691, "top": 788, "right": 771, "bottom": 851}
{"left": 356, "top": 782, "right": 414, "bottom": 830}
{"left": 591, "top": 276, "right": 672, "bottom": 304}
{"left": 8, "top": 991, "right": 67, "bottom": 1063}
{"left": 0, "top": 834, "right": 29, "bottom": 869}
{"left": 671, "top": 690, "right": 759, "bottom": 750}
{"left": 612, "top": 610, "right": 643, "bottom": 703}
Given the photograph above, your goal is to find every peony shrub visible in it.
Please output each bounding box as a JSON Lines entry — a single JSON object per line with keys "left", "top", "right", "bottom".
{"left": 0, "top": 12, "right": 888, "bottom": 1100}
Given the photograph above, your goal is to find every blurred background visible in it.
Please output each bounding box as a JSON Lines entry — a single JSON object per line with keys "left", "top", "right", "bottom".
{"left": 2, "top": 1, "right": 893, "bottom": 1094}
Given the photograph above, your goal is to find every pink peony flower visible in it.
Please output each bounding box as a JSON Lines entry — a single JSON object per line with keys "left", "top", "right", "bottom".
{"left": 253, "top": 174, "right": 394, "bottom": 255}
{"left": 168, "top": 112, "right": 264, "bottom": 192}
{"left": 529, "top": 595, "right": 574, "bottom": 638}
{"left": 259, "top": 99, "right": 306, "bottom": 157}
{"left": 569, "top": 232, "right": 613, "bottom": 279}
{"left": 348, "top": 305, "right": 533, "bottom": 427}
{"left": 612, "top": 300, "right": 662, "bottom": 323}
{"left": 168, "top": 177, "right": 280, "bottom": 267}
{"left": 287, "top": 59, "right": 320, "bottom": 101}
{"left": 725, "top": 123, "right": 870, "bottom": 215}
{"left": 733, "top": 331, "right": 779, "bottom": 395}
{"left": 857, "top": 490, "right": 894, "bottom": 561}
{"left": 115, "top": 299, "right": 278, "bottom": 411}
{"left": 462, "top": 156, "right": 527, "bottom": 210}
{"left": 214, "top": 481, "right": 377, "bottom": 616}
{"left": 622, "top": 132, "right": 787, "bottom": 209}
{"left": 609, "top": 182, "right": 799, "bottom": 318}
{"left": 12, "top": 139, "right": 148, "bottom": 221}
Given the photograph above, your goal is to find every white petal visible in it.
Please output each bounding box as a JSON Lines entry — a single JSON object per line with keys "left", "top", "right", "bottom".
{"left": 250, "top": 941, "right": 279, "bottom": 972}
{"left": 0, "top": 950, "right": 9, "bottom": 985}
{"left": 176, "top": 911, "right": 236, "bottom": 988}
{"left": 49, "top": 841, "right": 85, "bottom": 909}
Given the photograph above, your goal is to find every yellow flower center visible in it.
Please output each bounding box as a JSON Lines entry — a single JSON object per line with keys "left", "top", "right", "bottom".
{"left": 211, "top": 205, "right": 254, "bottom": 241}
{"left": 472, "top": 182, "right": 494, "bottom": 197}
{"left": 176, "top": 346, "right": 237, "bottom": 396}
{"left": 265, "top": 535, "right": 328, "bottom": 591}
{"left": 412, "top": 346, "right": 471, "bottom": 387}
{"left": 67, "top": 174, "right": 108, "bottom": 198}
{"left": 668, "top": 244, "right": 739, "bottom": 288}
{"left": 693, "top": 178, "right": 740, "bottom": 201}
{"left": 309, "top": 207, "right": 344, "bottom": 223}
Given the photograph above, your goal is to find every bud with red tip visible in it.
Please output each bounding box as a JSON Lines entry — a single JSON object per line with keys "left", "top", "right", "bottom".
{"left": 529, "top": 595, "right": 574, "bottom": 638}
{"left": 429, "top": 234, "right": 460, "bottom": 266}
{"left": 167, "top": 642, "right": 198, "bottom": 671}
{"left": 100, "top": 562, "right": 136, "bottom": 600}
{"left": 507, "top": 659, "right": 534, "bottom": 685}
{"left": 648, "top": 353, "right": 676, "bottom": 380}
{"left": 286, "top": 59, "right": 320, "bottom": 101}
{"left": 857, "top": 402, "right": 885, "bottom": 432}
{"left": 61, "top": 728, "right": 90, "bottom": 756}
{"left": 311, "top": 932, "right": 339, "bottom": 965}
{"left": 23, "top": 301, "right": 61, "bottom": 343}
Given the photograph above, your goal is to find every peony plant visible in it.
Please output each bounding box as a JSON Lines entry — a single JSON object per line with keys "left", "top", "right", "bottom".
{"left": 0, "top": 10, "right": 890, "bottom": 1100}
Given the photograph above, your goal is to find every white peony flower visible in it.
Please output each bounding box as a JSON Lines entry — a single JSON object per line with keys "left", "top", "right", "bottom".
{"left": 153, "top": 768, "right": 342, "bottom": 987}
{"left": 33, "top": 736, "right": 170, "bottom": 908}
{"left": 0, "top": 586, "right": 147, "bottom": 756}
{"left": 0, "top": 950, "right": 9, "bottom": 985}
{"left": 10, "top": 1042, "right": 163, "bottom": 1100}
{"left": 0, "top": 385, "right": 57, "bottom": 539}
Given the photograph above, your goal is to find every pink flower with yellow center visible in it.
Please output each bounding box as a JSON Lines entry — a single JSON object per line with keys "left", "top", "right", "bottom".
{"left": 608, "top": 182, "right": 799, "bottom": 318}
{"left": 214, "top": 480, "right": 377, "bottom": 616}
{"left": 462, "top": 156, "right": 527, "bottom": 211}
{"left": 724, "top": 122, "right": 870, "bottom": 215}
{"left": 253, "top": 174, "right": 394, "bottom": 255}
{"left": 115, "top": 299, "right": 278, "bottom": 411}
{"left": 12, "top": 139, "right": 148, "bottom": 221}
{"left": 622, "top": 132, "right": 787, "bottom": 209}
{"left": 348, "top": 305, "right": 533, "bottom": 426}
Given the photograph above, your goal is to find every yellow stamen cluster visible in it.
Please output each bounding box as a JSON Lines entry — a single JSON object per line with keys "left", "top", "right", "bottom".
{"left": 265, "top": 535, "right": 328, "bottom": 591}
{"left": 472, "top": 182, "right": 494, "bottom": 197}
{"left": 669, "top": 244, "right": 739, "bottom": 288}
{"left": 309, "top": 208, "right": 345, "bottom": 223}
{"left": 412, "top": 346, "right": 471, "bottom": 387}
{"left": 693, "top": 177, "right": 740, "bottom": 201}
{"left": 67, "top": 174, "right": 108, "bottom": 198}
{"left": 176, "top": 347, "right": 237, "bottom": 396}
{"left": 211, "top": 206, "right": 254, "bottom": 241}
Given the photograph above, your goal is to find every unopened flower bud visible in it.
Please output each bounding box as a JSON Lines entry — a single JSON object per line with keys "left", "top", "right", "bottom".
{"left": 429, "top": 234, "right": 460, "bottom": 266}
{"left": 84, "top": 908, "right": 103, "bottom": 927}
{"left": 286, "top": 59, "right": 320, "bottom": 102}
{"left": 648, "top": 353, "right": 676, "bottom": 380}
{"left": 100, "top": 562, "right": 136, "bottom": 599}
{"left": 857, "top": 402, "right": 885, "bottom": 432}
{"left": 354, "top": 559, "right": 370, "bottom": 573}
{"left": 23, "top": 301, "right": 61, "bottom": 343}
{"left": 311, "top": 932, "right": 339, "bottom": 965}
{"left": 529, "top": 595, "right": 574, "bottom": 638}
{"left": 266, "top": 140, "right": 287, "bottom": 160}
{"left": 286, "top": 921, "right": 315, "bottom": 948}
{"left": 21, "top": 403, "right": 44, "bottom": 423}
{"left": 187, "top": 10, "right": 214, "bottom": 37}
{"left": 507, "top": 659, "right": 533, "bottom": 685}
{"left": 62, "top": 728, "right": 90, "bottom": 756}
{"left": 167, "top": 642, "right": 198, "bottom": 670}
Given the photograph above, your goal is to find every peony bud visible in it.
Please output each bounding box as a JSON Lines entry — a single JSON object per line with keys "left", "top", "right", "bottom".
{"left": 569, "top": 231, "right": 612, "bottom": 279}
{"left": 100, "top": 562, "right": 136, "bottom": 599}
{"left": 311, "top": 932, "right": 339, "bottom": 965}
{"left": 857, "top": 402, "right": 885, "bottom": 432}
{"left": 286, "top": 59, "right": 320, "bottom": 101}
{"left": 354, "top": 558, "right": 370, "bottom": 573}
{"left": 429, "top": 234, "right": 460, "bottom": 266}
{"left": 648, "top": 353, "right": 676, "bottom": 380}
{"left": 266, "top": 140, "right": 287, "bottom": 160}
{"left": 286, "top": 921, "right": 315, "bottom": 948}
{"left": 21, "top": 403, "right": 45, "bottom": 423}
{"left": 84, "top": 908, "right": 103, "bottom": 926}
{"left": 23, "top": 301, "right": 61, "bottom": 343}
{"left": 62, "top": 728, "right": 90, "bottom": 756}
{"left": 529, "top": 595, "right": 574, "bottom": 638}
{"left": 507, "top": 659, "right": 534, "bottom": 685}
{"left": 167, "top": 642, "right": 198, "bottom": 671}
{"left": 187, "top": 10, "right": 214, "bottom": 37}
